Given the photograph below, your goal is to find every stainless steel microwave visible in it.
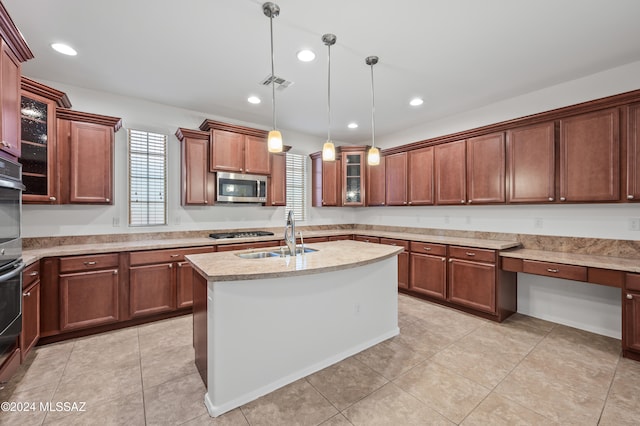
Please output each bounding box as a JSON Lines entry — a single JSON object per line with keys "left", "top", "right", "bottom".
{"left": 216, "top": 172, "right": 267, "bottom": 203}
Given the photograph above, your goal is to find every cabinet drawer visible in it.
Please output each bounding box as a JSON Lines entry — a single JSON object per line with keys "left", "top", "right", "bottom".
{"left": 60, "top": 253, "right": 119, "bottom": 273}
{"left": 354, "top": 236, "right": 380, "bottom": 244}
{"left": 130, "top": 246, "right": 215, "bottom": 266}
{"left": 448, "top": 246, "right": 496, "bottom": 263}
{"left": 410, "top": 242, "right": 446, "bottom": 256}
{"left": 380, "top": 238, "right": 409, "bottom": 251}
{"left": 627, "top": 273, "right": 640, "bottom": 292}
{"left": 22, "top": 262, "right": 40, "bottom": 288}
{"left": 522, "top": 260, "right": 587, "bottom": 281}
{"left": 588, "top": 268, "right": 624, "bottom": 288}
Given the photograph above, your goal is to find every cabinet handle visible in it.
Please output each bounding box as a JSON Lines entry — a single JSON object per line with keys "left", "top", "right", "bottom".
{"left": 170, "top": 254, "right": 180, "bottom": 258}
{"left": 169, "top": 264, "right": 173, "bottom": 269}
{"left": 627, "top": 294, "right": 633, "bottom": 300}
{"left": 381, "top": 202, "right": 385, "bottom": 205}
{"left": 49, "top": 196, "right": 57, "bottom": 201}
{"left": 548, "top": 197, "right": 554, "bottom": 201}
{"left": 628, "top": 195, "right": 635, "bottom": 200}
{"left": 468, "top": 200, "right": 472, "bottom": 204}
{"left": 547, "top": 268, "right": 559, "bottom": 273}
{"left": 106, "top": 198, "right": 110, "bottom": 203}
{"left": 113, "top": 270, "right": 118, "bottom": 275}
{"left": 441, "top": 257, "right": 446, "bottom": 262}
{"left": 448, "top": 259, "right": 453, "bottom": 263}
{"left": 466, "top": 252, "right": 476, "bottom": 256}
{"left": 460, "top": 200, "right": 465, "bottom": 204}
{"left": 29, "top": 271, "right": 39, "bottom": 276}
{"left": 84, "top": 261, "right": 97, "bottom": 266}
{"left": 403, "top": 202, "right": 407, "bottom": 205}
{"left": 560, "top": 197, "right": 566, "bottom": 201}
{"left": 23, "top": 291, "right": 31, "bottom": 297}
{"left": 408, "top": 201, "right": 412, "bottom": 205}
{"left": 423, "top": 247, "right": 431, "bottom": 251}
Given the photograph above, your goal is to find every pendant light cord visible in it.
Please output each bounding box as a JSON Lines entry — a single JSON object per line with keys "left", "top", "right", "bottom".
{"left": 327, "top": 43, "right": 331, "bottom": 142}
{"left": 370, "top": 62, "right": 376, "bottom": 149}
{"left": 270, "top": 15, "right": 277, "bottom": 130}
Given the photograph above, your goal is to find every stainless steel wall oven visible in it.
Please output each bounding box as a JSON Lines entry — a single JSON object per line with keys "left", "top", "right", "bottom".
{"left": 0, "top": 158, "right": 25, "bottom": 368}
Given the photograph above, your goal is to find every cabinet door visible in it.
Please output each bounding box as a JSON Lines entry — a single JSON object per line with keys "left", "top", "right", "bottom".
{"left": 506, "top": 122, "right": 556, "bottom": 203}
{"left": 410, "top": 253, "right": 446, "bottom": 299}
{"left": 343, "top": 151, "right": 365, "bottom": 206}
{"left": 0, "top": 40, "right": 21, "bottom": 158}
{"left": 210, "top": 129, "right": 244, "bottom": 172}
{"left": 627, "top": 103, "right": 640, "bottom": 201}
{"left": 244, "top": 135, "right": 270, "bottom": 175}
{"left": 448, "top": 259, "right": 496, "bottom": 314}
{"left": 408, "top": 147, "right": 434, "bottom": 205}
{"left": 177, "top": 261, "right": 194, "bottom": 309}
{"left": 182, "top": 136, "right": 212, "bottom": 205}
{"left": 322, "top": 158, "right": 341, "bottom": 206}
{"left": 59, "top": 268, "right": 119, "bottom": 331}
{"left": 624, "top": 292, "right": 640, "bottom": 353}
{"left": 20, "top": 92, "right": 58, "bottom": 203}
{"left": 20, "top": 281, "right": 40, "bottom": 361}
{"left": 69, "top": 121, "right": 113, "bottom": 203}
{"left": 385, "top": 152, "right": 407, "bottom": 206}
{"left": 435, "top": 140, "right": 466, "bottom": 205}
{"left": 268, "top": 152, "right": 286, "bottom": 206}
{"left": 380, "top": 238, "right": 409, "bottom": 289}
{"left": 466, "top": 132, "right": 505, "bottom": 204}
{"left": 367, "top": 156, "right": 386, "bottom": 206}
{"left": 559, "top": 108, "right": 620, "bottom": 202}
{"left": 129, "top": 263, "right": 176, "bottom": 317}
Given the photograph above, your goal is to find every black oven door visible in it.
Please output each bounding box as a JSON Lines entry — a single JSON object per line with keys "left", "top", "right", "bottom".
{"left": 0, "top": 258, "right": 23, "bottom": 367}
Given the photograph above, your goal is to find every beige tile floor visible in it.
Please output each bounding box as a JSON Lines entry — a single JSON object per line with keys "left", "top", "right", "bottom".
{"left": 1, "top": 294, "right": 640, "bottom": 425}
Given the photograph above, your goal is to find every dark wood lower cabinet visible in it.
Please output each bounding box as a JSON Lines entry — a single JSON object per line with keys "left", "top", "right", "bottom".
{"left": 448, "top": 258, "right": 496, "bottom": 314}
{"left": 59, "top": 268, "right": 119, "bottom": 331}
{"left": 624, "top": 291, "right": 640, "bottom": 354}
{"left": 410, "top": 253, "right": 446, "bottom": 299}
{"left": 129, "top": 263, "right": 176, "bottom": 317}
{"left": 20, "top": 280, "right": 40, "bottom": 361}
{"left": 177, "top": 261, "right": 194, "bottom": 308}
{"left": 380, "top": 238, "right": 409, "bottom": 289}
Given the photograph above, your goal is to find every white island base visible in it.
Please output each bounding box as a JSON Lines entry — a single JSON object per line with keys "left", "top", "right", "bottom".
{"left": 202, "top": 255, "right": 398, "bottom": 417}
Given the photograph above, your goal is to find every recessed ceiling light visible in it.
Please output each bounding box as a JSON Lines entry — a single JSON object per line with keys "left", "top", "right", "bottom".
{"left": 247, "top": 96, "right": 261, "bottom": 104}
{"left": 297, "top": 49, "right": 315, "bottom": 62}
{"left": 409, "top": 97, "right": 424, "bottom": 106}
{"left": 347, "top": 122, "right": 358, "bottom": 129}
{"left": 51, "top": 43, "right": 77, "bottom": 56}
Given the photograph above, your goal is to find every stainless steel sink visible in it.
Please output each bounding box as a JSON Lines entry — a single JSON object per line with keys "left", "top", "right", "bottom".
{"left": 236, "top": 251, "right": 280, "bottom": 259}
{"left": 235, "top": 246, "right": 319, "bottom": 259}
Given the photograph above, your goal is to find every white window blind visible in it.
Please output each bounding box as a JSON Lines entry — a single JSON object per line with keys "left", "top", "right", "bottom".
{"left": 128, "top": 129, "right": 167, "bottom": 226}
{"left": 285, "top": 153, "right": 307, "bottom": 221}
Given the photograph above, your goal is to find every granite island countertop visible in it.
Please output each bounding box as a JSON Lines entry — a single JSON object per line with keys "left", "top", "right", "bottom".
{"left": 186, "top": 240, "right": 404, "bottom": 281}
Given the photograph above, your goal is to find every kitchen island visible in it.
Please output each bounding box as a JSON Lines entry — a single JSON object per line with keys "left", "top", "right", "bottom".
{"left": 186, "top": 240, "right": 403, "bottom": 417}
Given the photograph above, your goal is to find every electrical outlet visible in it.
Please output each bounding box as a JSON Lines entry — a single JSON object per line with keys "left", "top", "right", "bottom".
{"left": 175, "top": 216, "right": 181, "bottom": 225}
{"left": 630, "top": 218, "right": 640, "bottom": 231}
{"left": 534, "top": 218, "right": 543, "bottom": 228}
{"left": 112, "top": 217, "right": 120, "bottom": 227}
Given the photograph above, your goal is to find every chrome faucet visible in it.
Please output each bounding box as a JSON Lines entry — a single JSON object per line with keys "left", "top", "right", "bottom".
{"left": 284, "top": 209, "right": 297, "bottom": 256}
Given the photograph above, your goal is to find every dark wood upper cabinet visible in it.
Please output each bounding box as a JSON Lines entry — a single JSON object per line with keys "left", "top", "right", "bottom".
{"left": 408, "top": 147, "right": 434, "bottom": 205}
{"left": 559, "top": 108, "right": 620, "bottom": 202}
{"left": 367, "top": 155, "right": 386, "bottom": 206}
{"left": 176, "top": 128, "right": 213, "bottom": 206}
{"left": 506, "top": 122, "right": 556, "bottom": 203}
{"left": 341, "top": 146, "right": 366, "bottom": 206}
{"left": 435, "top": 140, "right": 466, "bottom": 205}
{"left": 0, "top": 40, "right": 21, "bottom": 158}
{"left": 466, "top": 132, "right": 505, "bottom": 204}
{"left": 322, "top": 156, "right": 341, "bottom": 206}
{"left": 268, "top": 151, "right": 287, "bottom": 206}
{"left": 628, "top": 103, "right": 640, "bottom": 201}
{"left": 201, "top": 120, "right": 269, "bottom": 175}
{"left": 385, "top": 152, "right": 407, "bottom": 206}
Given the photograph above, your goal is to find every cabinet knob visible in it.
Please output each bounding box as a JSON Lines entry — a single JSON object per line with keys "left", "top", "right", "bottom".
{"left": 1, "top": 140, "right": 10, "bottom": 147}
{"left": 627, "top": 294, "right": 634, "bottom": 300}
{"left": 403, "top": 202, "right": 407, "bottom": 205}
{"left": 169, "top": 264, "right": 173, "bottom": 269}
{"left": 560, "top": 197, "right": 566, "bottom": 201}
{"left": 23, "top": 291, "right": 31, "bottom": 297}
{"left": 49, "top": 196, "right": 57, "bottom": 201}
{"left": 547, "top": 268, "right": 559, "bottom": 273}
{"left": 548, "top": 197, "right": 554, "bottom": 201}
{"left": 441, "top": 257, "right": 446, "bottom": 262}
{"left": 29, "top": 271, "right": 39, "bottom": 276}
{"left": 381, "top": 202, "right": 385, "bottom": 205}
{"left": 460, "top": 200, "right": 465, "bottom": 204}
{"left": 113, "top": 270, "right": 118, "bottom": 275}
{"left": 468, "top": 200, "right": 472, "bottom": 204}
{"left": 448, "top": 259, "right": 453, "bottom": 263}
{"left": 628, "top": 195, "right": 635, "bottom": 200}
{"left": 408, "top": 201, "right": 412, "bottom": 205}
{"left": 106, "top": 198, "right": 110, "bottom": 203}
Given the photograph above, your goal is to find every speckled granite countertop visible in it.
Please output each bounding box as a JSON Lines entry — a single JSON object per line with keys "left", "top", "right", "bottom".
{"left": 21, "top": 229, "right": 520, "bottom": 266}
{"left": 500, "top": 248, "right": 640, "bottom": 273}
{"left": 186, "top": 240, "right": 404, "bottom": 281}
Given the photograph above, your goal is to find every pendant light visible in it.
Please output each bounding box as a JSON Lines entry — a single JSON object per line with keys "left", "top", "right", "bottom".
{"left": 366, "top": 56, "right": 380, "bottom": 166}
{"left": 321, "top": 34, "right": 337, "bottom": 161}
{"left": 263, "top": 2, "right": 283, "bottom": 153}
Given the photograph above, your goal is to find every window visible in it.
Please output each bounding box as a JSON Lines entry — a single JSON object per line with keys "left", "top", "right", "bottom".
{"left": 285, "top": 152, "right": 307, "bottom": 221}
{"left": 128, "top": 129, "right": 167, "bottom": 226}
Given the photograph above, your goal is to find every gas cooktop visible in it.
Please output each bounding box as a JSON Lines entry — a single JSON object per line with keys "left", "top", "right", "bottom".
{"left": 209, "top": 231, "right": 275, "bottom": 239}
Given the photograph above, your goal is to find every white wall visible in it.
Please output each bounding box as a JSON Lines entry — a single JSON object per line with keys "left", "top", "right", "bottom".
{"left": 22, "top": 60, "right": 640, "bottom": 339}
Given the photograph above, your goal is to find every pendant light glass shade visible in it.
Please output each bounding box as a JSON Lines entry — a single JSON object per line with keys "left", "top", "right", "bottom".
{"left": 322, "top": 33, "right": 337, "bottom": 161}
{"left": 264, "top": 2, "right": 283, "bottom": 153}
{"left": 366, "top": 56, "right": 380, "bottom": 166}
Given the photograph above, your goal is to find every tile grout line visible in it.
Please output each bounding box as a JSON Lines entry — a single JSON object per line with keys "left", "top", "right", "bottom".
{"left": 597, "top": 352, "right": 622, "bottom": 425}
{"left": 40, "top": 339, "right": 76, "bottom": 426}
{"left": 137, "top": 326, "right": 149, "bottom": 426}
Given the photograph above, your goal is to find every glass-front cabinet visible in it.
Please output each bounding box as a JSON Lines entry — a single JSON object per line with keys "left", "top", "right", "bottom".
{"left": 341, "top": 146, "right": 367, "bottom": 206}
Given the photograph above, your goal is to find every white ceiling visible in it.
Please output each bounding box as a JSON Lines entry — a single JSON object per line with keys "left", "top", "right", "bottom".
{"left": 6, "top": 0, "right": 640, "bottom": 143}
